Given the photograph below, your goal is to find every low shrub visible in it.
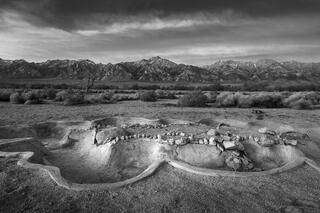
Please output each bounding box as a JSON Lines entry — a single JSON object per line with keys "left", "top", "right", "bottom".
{"left": 9, "top": 92, "right": 25, "bottom": 104}
{"left": 0, "top": 90, "right": 13, "bottom": 102}
{"left": 216, "top": 92, "right": 284, "bottom": 108}
{"left": 155, "top": 90, "right": 177, "bottom": 99}
{"left": 216, "top": 92, "right": 237, "bottom": 107}
{"left": 41, "top": 87, "right": 56, "bottom": 100}
{"left": 177, "top": 91, "right": 208, "bottom": 107}
{"left": 63, "top": 92, "right": 85, "bottom": 106}
{"left": 205, "top": 91, "right": 218, "bottom": 103}
{"left": 288, "top": 98, "right": 313, "bottom": 109}
{"left": 115, "top": 95, "right": 139, "bottom": 101}
{"left": 139, "top": 91, "right": 157, "bottom": 102}
{"left": 22, "top": 91, "right": 42, "bottom": 104}
{"left": 251, "top": 92, "right": 283, "bottom": 108}
{"left": 88, "top": 91, "right": 118, "bottom": 104}
{"left": 55, "top": 90, "right": 69, "bottom": 102}
{"left": 283, "top": 91, "right": 320, "bottom": 109}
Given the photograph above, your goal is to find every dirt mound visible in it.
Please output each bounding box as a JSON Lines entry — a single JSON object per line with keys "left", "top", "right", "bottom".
{"left": 0, "top": 116, "right": 319, "bottom": 190}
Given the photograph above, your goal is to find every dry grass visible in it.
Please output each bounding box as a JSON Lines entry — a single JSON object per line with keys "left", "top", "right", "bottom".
{"left": 177, "top": 91, "right": 208, "bottom": 107}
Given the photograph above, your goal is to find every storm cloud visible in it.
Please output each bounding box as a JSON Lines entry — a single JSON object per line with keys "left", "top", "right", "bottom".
{"left": 0, "top": 0, "right": 320, "bottom": 64}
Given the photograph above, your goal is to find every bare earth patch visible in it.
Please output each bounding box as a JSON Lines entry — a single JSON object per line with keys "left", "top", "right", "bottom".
{"left": 0, "top": 100, "right": 320, "bottom": 212}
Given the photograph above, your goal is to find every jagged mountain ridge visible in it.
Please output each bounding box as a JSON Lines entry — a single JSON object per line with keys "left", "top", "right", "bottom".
{"left": 0, "top": 57, "right": 320, "bottom": 82}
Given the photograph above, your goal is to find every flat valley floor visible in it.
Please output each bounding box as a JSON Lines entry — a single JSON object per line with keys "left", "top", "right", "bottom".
{"left": 0, "top": 99, "right": 320, "bottom": 213}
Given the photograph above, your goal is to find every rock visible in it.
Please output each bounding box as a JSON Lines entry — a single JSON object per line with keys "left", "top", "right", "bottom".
{"left": 214, "top": 136, "right": 224, "bottom": 143}
{"left": 203, "top": 138, "right": 209, "bottom": 144}
{"left": 284, "top": 139, "right": 298, "bottom": 146}
{"left": 120, "top": 136, "right": 125, "bottom": 140}
{"left": 217, "top": 143, "right": 224, "bottom": 152}
{"left": 188, "top": 134, "right": 194, "bottom": 142}
{"left": 168, "top": 138, "right": 175, "bottom": 145}
{"left": 223, "top": 141, "right": 244, "bottom": 151}
{"left": 209, "top": 137, "right": 216, "bottom": 145}
{"left": 95, "top": 127, "right": 130, "bottom": 144}
{"left": 225, "top": 156, "right": 241, "bottom": 171}
{"left": 180, "top": 132, "right": 186, "bottom": 137}
{"left": 258, "top": 127, "right": 276, "bottom": 135}
{"left": 223, "top": 141, "right": 236, "bottom": 149}
{"left": 207, "top": 129, "right": 218, "bottom": 136}
{"left": 133, "top": 134, "right": 137, "bottom": 138}
{"left": 175, "top": 138, "right": 189, "bottom": 146}
{"left": 198, "top": 139, "right": 204, "bottom": 144}
{"left": 257, "top": 135, "right": 277, "bottom": 147}
{"left": 232, "top": 151, "right": 240, "bottom": 157}
{"left": 115, "top": 137, "right": 119, "bottom": 142}
{"left": 216, "top": 123, "right": 231, "bottom": 130}
{"left": 222, "top": 135, "right": 232, "bottom": 141}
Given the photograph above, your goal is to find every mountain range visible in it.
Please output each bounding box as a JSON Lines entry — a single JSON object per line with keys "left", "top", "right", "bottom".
{"left": 1, "top": 56, "right": 320, "bottom": 83}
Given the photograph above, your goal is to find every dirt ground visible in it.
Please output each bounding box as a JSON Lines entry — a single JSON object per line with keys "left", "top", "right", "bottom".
{"left": 1, "top": 100, "right": 320, "bottom": 213}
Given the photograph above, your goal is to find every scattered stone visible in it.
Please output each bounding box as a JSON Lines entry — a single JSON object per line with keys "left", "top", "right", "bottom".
{"left": 216, "top": 123, "right": 231, "bottom": 130}
{"left": 284, "top": 139, "right": 298, "bottom": 146}
{"left": 258, "top": 135, "right": 277, "bottom": 147}
{"left": 203, "top": 138, "right": 209, "bottom": 144}
{"left": 209, "top": 137, "right": 216, "bottom": 145}
{"left": 217, "top": 143, "right": 224, "bottom": 152}
{"left": 222, "top": 135, "right": 232, "bottom": 141}
{"left": 225, "top": 156, "right": 241, "bottom": 171}
{"left": 258, "top": 127, "right": 276, "bottom": 135}
{"left": 207, "top": 129, "right": 218, "bottom": 136}
{"left": 168, "top": 138, "right": 175, "bottom": 145}
{"left": 223, "top": 141, "right": 244, "bottom": 151}
{"left": 232, "top": 151, "right": 241, "bottom": 157}
{"left": 175, "top": 138, "right": 189, "bottom": 146}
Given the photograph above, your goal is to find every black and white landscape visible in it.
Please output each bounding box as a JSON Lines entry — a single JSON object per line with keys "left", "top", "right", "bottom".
{"left": 1, "top": 1, "right": 320, "bottom": 213}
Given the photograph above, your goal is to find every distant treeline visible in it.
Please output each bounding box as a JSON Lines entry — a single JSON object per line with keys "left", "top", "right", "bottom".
{"left": 0, "top": 80, "right": 319, "bottom": 92}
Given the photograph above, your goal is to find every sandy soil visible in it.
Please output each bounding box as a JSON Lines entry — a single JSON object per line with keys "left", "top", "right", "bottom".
{"left": 0, "top": 100, "right": 320, "bottom": 213}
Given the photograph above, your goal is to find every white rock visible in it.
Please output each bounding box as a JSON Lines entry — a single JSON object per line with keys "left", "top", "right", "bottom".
{"left": 223, "top": 141, "right": 237, "bottom": 150}
{"left": 207, "top": 129, "right": 218, "bottom": 136}
{"left": 203, "top": 138, "right": 209, "bottom": 144}
{"left": 168, "top": 138, "right": 175, "bottom": 145}
{"left": 284, "top": 139, "right": 298, "bottom": 146}
{"left": 198, "top": 139, "right": 204, "bottom": 144}
{"left": 209, "top": 137, "right": 216, "bottom": 145}
{"left": 258, "top": 127, "right": 276, "bottom": 135}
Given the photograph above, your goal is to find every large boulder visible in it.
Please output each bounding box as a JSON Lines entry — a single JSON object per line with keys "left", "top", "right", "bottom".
{"left": 223, "top": 140, "right": 244, "bottom": 151}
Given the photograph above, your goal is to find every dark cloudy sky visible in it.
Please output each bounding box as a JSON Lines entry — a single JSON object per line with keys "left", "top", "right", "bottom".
{"left": 0, "top": 0, "right": 320, "bottom": 65}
